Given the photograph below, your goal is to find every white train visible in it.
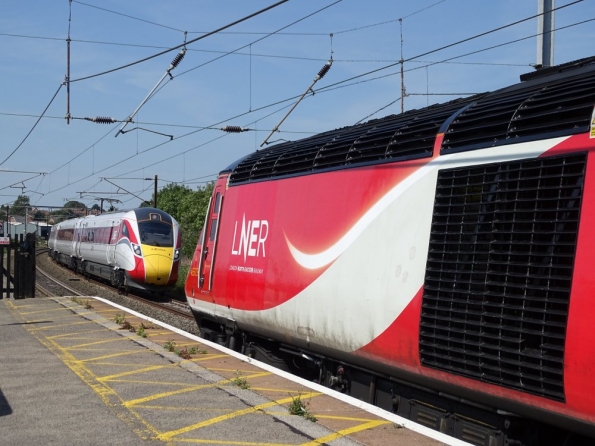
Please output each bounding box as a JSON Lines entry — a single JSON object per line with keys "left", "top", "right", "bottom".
{"left": 49, "top": 207, "right": 181, "bottom": 291}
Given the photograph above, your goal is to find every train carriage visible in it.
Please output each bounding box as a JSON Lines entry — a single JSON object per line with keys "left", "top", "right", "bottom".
{"left": 185, "top": 57, "right": 595, "bottom": 444}
{"left": 49, "top": 207, "right": 181, "bottom": 291}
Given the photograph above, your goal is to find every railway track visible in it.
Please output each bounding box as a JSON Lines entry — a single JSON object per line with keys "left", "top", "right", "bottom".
{"left": 35, "top": 247, "right": 199, "bottom": 335}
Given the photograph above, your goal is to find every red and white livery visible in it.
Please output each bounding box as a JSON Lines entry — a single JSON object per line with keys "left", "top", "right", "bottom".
{"left": 49, "top": 207, "right": 181, "bottom": 291}
{"left": 186, "top": 57, "right": 595, "bottom": 444}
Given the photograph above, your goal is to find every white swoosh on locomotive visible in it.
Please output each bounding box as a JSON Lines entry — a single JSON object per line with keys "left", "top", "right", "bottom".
{"left": 271, "top": 138, "right": 568, "bottom": 353}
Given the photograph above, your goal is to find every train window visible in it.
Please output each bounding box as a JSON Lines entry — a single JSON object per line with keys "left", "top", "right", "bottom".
{"left": 214, "top": 193, "right": 221, "bottom": 214}
{"left": 209, "top": 218, "right": 218, "bottom": 241}
{"left": 122, "top": 222, "right": 129, "bottom": 238}
{"left": 138, "top": 221, "right": 173, "bottom": 247}
{"left": 110, "top": 228, "right": 119, "bottom": 244}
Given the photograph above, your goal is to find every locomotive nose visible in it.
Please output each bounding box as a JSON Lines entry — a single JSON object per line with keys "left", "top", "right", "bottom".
{"left": 143, "top": 247, "right": 174, "bottom": 285}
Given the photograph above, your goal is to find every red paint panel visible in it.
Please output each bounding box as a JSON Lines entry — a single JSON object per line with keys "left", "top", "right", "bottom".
{"left": 202, "top": 159, "right": 429, "bottom": 311}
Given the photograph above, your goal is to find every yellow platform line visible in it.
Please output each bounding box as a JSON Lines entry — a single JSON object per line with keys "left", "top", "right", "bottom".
{"left": 172, "top": 439, "right": 291, "bottom": 445}
{"left": 64, "top": 337, "right": 131, "bottom": 349}
{"left": 98, "top": 363, "right": 180, "bottom": 381}
{"left": 189, "top": 354, "right": 230, "bottom": 362}
{"left": 157, "top": 392, "right": 322, "bottom": 441}
{"left": 299, "top": 419, "right": 391, "bottom": 446}
{"left": 78, "top": 350, "right": 148, "bottom": 362}
{"left": 48, "top": 329, "right": 111, "bottom": 339}
{"left": 29, "top": 320, "right": 95, "bottom": 331}
{"left": 123, "top": 382, "right": 222, "bottom": 407}
{"left": 17, "top": 307, "right": 80, "bottom": 316}
{"left": 107, "top": 379, "right": 201, "bottom": 387}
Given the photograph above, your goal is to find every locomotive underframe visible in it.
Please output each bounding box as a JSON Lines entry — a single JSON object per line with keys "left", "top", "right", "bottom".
{"left": 192, "top": 309, "right": 592, "bottom": 446}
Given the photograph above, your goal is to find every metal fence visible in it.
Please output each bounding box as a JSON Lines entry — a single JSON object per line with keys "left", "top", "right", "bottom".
{"left": 1, "top": 233, "right": 36, "bottom": 299}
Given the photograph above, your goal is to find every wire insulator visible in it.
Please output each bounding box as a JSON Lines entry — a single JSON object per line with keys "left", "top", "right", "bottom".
{"left": 85, "top": 116, "right": 117, "bottom": 124}
{"left": 222, "top": 126, "right": 245, "bottom": 133}
{"left": 169, "top": 48, "right": 186, "bottom": 71}
{"left": 317, "top": 60, "right": 332, "bottom": 79}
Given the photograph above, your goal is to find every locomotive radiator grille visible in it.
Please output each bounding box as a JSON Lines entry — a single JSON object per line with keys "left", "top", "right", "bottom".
{"left": 420, "top": 152, "right": 586, "bottom": 401}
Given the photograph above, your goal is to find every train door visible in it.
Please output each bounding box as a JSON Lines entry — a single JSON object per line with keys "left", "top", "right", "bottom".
{"left": 198, "top": 185, "right": 224, "bottom": 292}
{"left": 73, "top": 221, "right": 83, "bottom": 258}
{"left": 106, "top": 221, "right": 117, "bottom": 265}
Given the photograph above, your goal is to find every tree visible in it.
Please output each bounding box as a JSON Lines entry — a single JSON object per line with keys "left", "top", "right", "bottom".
{"left": 154, "top": 182, "right": 214, "bottom": 259}
{"left": 64, "top": 201, "right": 87, "bottom": 212}
{"left": 11, "top": 195, "right": 31, "bottom": 216}
{"left": 91, "top": 204, "right": 100, "bottom": 211}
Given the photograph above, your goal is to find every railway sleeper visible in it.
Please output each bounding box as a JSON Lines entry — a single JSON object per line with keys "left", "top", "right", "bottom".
{"left": 192, "top": 313, "right": 590, "bottom": 446}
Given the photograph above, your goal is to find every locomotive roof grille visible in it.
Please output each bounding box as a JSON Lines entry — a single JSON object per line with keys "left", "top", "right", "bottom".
{"left": 229, "top": 97, "right": 479, "bottom": 184}
{"left": 228, "top": 57, "right": 595, "bottom": 185}
{"left": 442, "top": 67, "right": 595, "bottom": 153}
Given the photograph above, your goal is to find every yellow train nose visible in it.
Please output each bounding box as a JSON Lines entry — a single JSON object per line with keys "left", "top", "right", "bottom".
{"left": 143, "top": 246, "right": 174, "bottom": 285}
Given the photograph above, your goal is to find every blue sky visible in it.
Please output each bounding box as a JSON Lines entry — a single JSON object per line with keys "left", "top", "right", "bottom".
{"left": 1, "top": 0, "right": 594, "bottom": 211}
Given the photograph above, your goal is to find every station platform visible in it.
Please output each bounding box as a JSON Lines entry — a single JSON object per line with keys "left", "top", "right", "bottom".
{"left": 0, "top": 296, "right": 467, "bottom": 446}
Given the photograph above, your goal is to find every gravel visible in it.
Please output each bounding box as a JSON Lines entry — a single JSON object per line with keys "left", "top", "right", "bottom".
{"left": 36, "top": 250, "right": 200, "bottom": 336}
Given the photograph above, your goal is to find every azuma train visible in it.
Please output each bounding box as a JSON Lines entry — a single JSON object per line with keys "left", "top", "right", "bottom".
{"left": 49, "top": 207, "right": 181, "bottom": 292}
{"left": 185, "top": 57, "right": 595, "bottom": 445}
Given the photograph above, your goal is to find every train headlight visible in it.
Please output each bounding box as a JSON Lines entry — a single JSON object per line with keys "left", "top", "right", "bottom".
{"left": 174, "top": 248, "right": 180, "bottom": 261}
{"left": 132, "top": 243, "right": 142, "bottom": 256}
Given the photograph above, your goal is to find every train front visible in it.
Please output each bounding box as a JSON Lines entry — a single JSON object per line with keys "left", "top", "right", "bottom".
{"left": 122, "top": 208, "right": 181, "bottom": 290}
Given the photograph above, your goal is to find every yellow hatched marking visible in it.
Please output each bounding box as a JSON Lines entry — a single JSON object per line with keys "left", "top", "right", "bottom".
{"left": 106, "top": 379, "right": 199, "bottom": 386}
{"left": 29, "top": 320, "right": 94, "bottom": 331}
{"left": 99, "top": 363, "right": 179, "bottom": 381}
{"left": 79, "top": 350, "right": 147, "bottom": 362}
{"left": 173, "top": 439, "right": 290, "bottom": 445}
{"left": 18, "top": 307, "right": 78, "bottom": 315}
{"left": 315, "top": 414, "right": 386, "bottom": 422}
{"left": 5, "top": 302, "right": 38, "bottom": 309}
{"left": 156, "top": 392, "right": 322, "bottom": 441}
{"left": 188, "top": 354, "right": 229, "bottom": 362}
{"left": 299, "top": 419, "right": 391, "bottom": 446}
{"left": 65, "top": 337, "right": 130, "bottom": 349}
{"left": 48, "top": 329, "right": 109, "bottom": 339}
{"left": 222, "top": 371, "right": 272, "bottom": 379}
{"left": 124, "top": 382, "right": 220, "bottom": 407}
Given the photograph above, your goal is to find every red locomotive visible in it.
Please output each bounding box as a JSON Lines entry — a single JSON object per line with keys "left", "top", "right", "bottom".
{"left": 185, "top": 57, "right": 595, "bottom": 445}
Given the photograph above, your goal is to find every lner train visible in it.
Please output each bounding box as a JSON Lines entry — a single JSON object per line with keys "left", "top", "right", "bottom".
{"left": 185, "top": 57, "right": 595, "bottom": 445}
{"left": 49, "top": 207, "right": 181, "bottom": 292}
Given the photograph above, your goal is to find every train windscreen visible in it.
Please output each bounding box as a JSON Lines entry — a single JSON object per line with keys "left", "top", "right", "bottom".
{"left": 138, "top": 221, "right": 174, "bottom": 247}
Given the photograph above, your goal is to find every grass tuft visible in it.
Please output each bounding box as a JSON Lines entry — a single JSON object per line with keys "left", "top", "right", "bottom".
{"left": 288, "top": 393, "right": 317, "bottom": 422}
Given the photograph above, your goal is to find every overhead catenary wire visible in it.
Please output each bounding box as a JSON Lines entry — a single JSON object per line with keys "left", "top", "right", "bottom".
{"left": 68, "top": 0, "right": 291, "bottom": 83}
{"left": 59, "top": 12, "right": 595, "bottom": 199}
{"left": 0, "top": 33, "right": 541, "bottom": 66}
{"left": 17, "top": 6, "right": 593, "bottom": 204}
{"left": 0, "top": 84, "right": 63, "bottom": 167}
{"left": 10, "top": 3, "right": 589, "bottom": 204}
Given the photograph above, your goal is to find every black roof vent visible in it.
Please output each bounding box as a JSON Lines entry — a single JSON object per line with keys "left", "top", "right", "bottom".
{"left": 229, "top": 96, "right": 478, "bottom": 185}
{"left": 442, "top": 65, "right": 595, "bottom": 154}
